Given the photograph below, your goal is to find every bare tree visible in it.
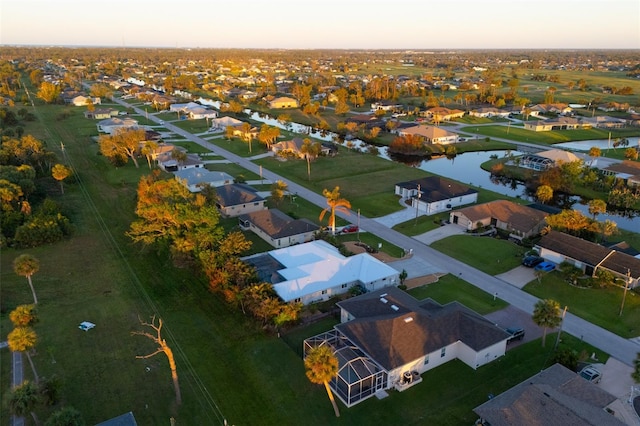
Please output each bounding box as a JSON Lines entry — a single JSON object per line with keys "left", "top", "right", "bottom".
{"left": 132, "top": 316, "right": 181, "bottom": 405}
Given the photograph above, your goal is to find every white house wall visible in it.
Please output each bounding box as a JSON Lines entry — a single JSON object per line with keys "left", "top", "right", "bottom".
{"left": 456, "top": 341, "right": 506, "bottom": 369}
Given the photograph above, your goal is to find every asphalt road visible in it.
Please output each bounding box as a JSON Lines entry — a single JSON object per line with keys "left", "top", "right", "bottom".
{"left": 113, "top": 97, "right": 640, "bottom": 367}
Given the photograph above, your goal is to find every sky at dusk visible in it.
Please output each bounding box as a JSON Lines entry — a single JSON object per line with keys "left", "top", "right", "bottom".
{"left": 1, "top": 0, "right": 639, "bottom": 50}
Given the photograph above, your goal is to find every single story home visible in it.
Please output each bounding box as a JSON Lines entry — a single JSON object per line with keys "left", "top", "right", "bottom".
{"left": 271, "top": 138, "right": 336, "bottom": 158}
{"left": 398, "top": 125, "right": 459, "bottom": 144}
{"left": 269, "top": 96, "right": 299, "bottom": 109}
{"left": 174, "top": 168, "right": 233, "bottom": 192}
{"left": 520, "top": 149, "right": 582, "bottom": 171}
{"left": 215, "top": 183, "right": 266, "bottom": 218}
{"left": 244, "top": 240, "right": 399, "bottom": 305}
{"left": 581, "top": 115, "right": 627, "bottom": 129}
{"left": 421, "top": 107, "right": 465, "bottom": 121}
{"left": 535, "top": 230, "right": 640, "bottom": 287}
{"left": 371, "top": 101, "right": 403, "bottom": 111}
{"left": 84, "top": 108, "right": 118, "bottom": 119}
{"left": 450, "top": 200, "right": 548, "bottom": 241}
{"left": 395, "top": 176, "right": 478, "bottom": 216}
{"left": 170, "top": 101, "right": 218, "bottom": 120}
{"left": 530, "top": 103, "right": 573, "bottom": 115}
{"left": 603, "top": 160, "right": 640, "bottom": 186}
{"left": 71, "top": 95, "right": 101, "bottom": 107}
{"left": 238, "top": 209, "right": 319, "bottom": 248}
{"left": 304, "top": 287, "right": 510, "bottom": 407}
{"left": 523, "top": 117, "right": 581, "bottom": 132}
{"left": 97, "top": 117, "right": 139, "bottom": 134}
{"left": 158, "top": 153, "right": 204, "bottom": 173}
{"left": 474, "top": 363, "right": 624, "bottom": 426}
{"left": 468, "top": 107, "right": 511, "bottom": 119}
{"left": 209, "top": 116, "right": 245, "bottom": 131}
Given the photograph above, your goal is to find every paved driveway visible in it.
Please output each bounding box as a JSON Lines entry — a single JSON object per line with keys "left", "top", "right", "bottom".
{"left": 484, "top": 305, "right": 546, "bottom": 348}
{"left": 495, "top": 265, "right": 537, "bottom": 289}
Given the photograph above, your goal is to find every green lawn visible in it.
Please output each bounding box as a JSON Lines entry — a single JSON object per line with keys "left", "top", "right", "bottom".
{"left": 523, "top": 274, "right": 640, "bottom": 338}
{"left": 208, "top": 136, "right": 269, "bottom": 157}
{"left": 407, "top": 274, "right": 509, "bottom": 314}
{"left": 430, "top": 235, "right": 528, "bottom": 275}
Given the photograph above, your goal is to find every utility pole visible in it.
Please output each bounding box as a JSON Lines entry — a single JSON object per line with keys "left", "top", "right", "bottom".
{"left": 620, "top": 269, "right": 631, "bottom": 316}
{"left": 414, "top": 184, "right": 421, "bottom": 225}
{"left": 357, "top": 209, "right": 361, "bottom": 242}
{"left": 554, "top": 305, "right": 568, "bottom": 350}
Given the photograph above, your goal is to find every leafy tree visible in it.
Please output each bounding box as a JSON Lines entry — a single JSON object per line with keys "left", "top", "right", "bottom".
{"left": 545, "top": 210, "right": 590, "bottom": 236}
{"left": 8, "top": 327, "right": 39, "bottom": 383}
{"left": 300, "top": 138, "right": 322, "bottom": 181}
{"left": 9, "top": 304, "right": 37, "bottom": 327}
{"left": 258, "top": 124, "right": 280, "bottom": 150}
{"left": 550, "top": 347, "right": 578, "bottom": 371}
{"left": 632, "top": 352, "right": 640, "bottom": 383}
{"left": 6, "top": 381, "right": 40, "bottom": 423}
{"left": 270, "top": 180, "right": 288, "bottom": 206}
{"left": 225, "top": 125, "right": 235, "bottom": 141}
{"left": 304, "top": 345, "right": 341, "bottom": 417}
{"left": 625, "top": 147, "right": 639, "bottom": 161}
{"left": 132, "top": 316, "right": 181, "bottom": 405}
{"left": 13, "top": 253, "right": 40, "bottom": 304}
{"left": 45, "top": 406, "right": 85, "bottom": 426}
{"left": 536, "top": 184, "right": 553, "bottom": 204}
{"left": 98, "top": 128, "right": 146, "bottom": 168}
{"left": 36, "top": 82, "right": 61, "bottom": 103}
{"left": 588, "top": 146, "right": 601, "bottom": 158}
{"left": 588, "top": 199, "right": 607, "bottom": 219}
{"left": 51, "top": 164, "right": 72, "bottom": 194}
{"left": 140, "top": 141, "right": 158, "bottom": 169}
{"left": 532, "top": 299, "right": 562, "bottom": 347}
{"left": 319, "top": 186, "right": 351, "bottom": 235}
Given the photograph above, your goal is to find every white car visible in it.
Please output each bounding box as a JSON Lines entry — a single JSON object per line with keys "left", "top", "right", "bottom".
{"left": 579, "top": 366, "right": 602, "bottom": 383}
{"left": 78, "top": 321, "right": 95, "bottom": 331}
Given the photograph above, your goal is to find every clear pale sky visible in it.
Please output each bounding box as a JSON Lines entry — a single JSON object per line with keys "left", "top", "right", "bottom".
{"left": 1, "top": 0, "right": 639, "bottom": 49}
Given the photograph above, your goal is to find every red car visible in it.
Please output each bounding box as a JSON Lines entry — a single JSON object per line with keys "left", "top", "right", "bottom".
{"left": 339, "top": 225, "right": 359, "bottom": 234}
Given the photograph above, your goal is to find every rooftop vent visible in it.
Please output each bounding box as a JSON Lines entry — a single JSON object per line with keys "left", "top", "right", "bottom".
{"left": 391, "top": 305, "right": 399, "bottom": 311}
{"left": 380, "top": 297, "right": 388, "bottom": 304}
{"left": 404, "top": 317, "right": 413, "bottom": 323}
{"left": 380, "top": 293, "right": 388, "bottom": 297}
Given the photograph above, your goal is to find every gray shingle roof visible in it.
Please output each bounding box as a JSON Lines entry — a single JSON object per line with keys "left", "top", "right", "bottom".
{"left": 395, "top": 176, "right": 477, "bottom": 203}
{"left": 216, "top": 183, "right": 264, "bottom": 207}
{"left": 239, "top": 209, "right": 318, "bottom": 238}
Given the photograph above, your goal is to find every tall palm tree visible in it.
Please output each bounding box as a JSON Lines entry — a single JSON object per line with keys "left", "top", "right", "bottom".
{"left": 300, "top": 138, "right": 321, "bottom": 181}
{"left": 319, "top": 186, "right": 351, "bottom": 235}
{"left": 13, "top": 254, "right": 40, "bottom": 305}
{"left": 9, "top": 304, "right": 38, "bottom": 327}
{"left": 7, "top": 381, "right": 40, "bottom": 424}
{"left": 532, "top": 299, "right": 562, "bottom": 347}
{"left": 8, "top": 327, "right": 39, "bottom": 383}
{"left": 304, "top": 345, "right": 340, "bottom": 417}
{"left": 535, "top": 185, "right": 553, "bottom": 205}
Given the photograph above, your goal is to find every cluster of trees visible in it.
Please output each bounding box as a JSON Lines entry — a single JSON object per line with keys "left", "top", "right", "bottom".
{"left": 98, "top": 128, "right": 147, "bottom": 167}
{"left": 1, "top": 134, "right": 73, "bottom": 248}
{"left": 127, "top": 172, "right": 301, "bottom": 329}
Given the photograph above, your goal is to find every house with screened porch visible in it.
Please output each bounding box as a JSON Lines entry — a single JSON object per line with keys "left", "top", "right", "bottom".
{"left": 303, "top": 287, "right": 510, "bottom": 407}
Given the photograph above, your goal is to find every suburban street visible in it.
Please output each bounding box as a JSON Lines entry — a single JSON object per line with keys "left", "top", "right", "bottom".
{"left": 115, "top": 97, "right": 640, "bottom": 367}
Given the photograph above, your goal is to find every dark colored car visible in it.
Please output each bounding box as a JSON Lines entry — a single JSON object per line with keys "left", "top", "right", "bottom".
{"left": 506, "top": 327, "right": 525, "bottom": 343}
{"left": 522, "top": 255, "right": 544, "bottom": 267}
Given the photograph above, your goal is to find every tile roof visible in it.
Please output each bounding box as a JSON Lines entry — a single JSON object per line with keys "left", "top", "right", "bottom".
{"left": 474, "top": 363, "right": 623, "bottom": 426}
{"left": 336, "top": 287, "right": 509, "bottom": 371}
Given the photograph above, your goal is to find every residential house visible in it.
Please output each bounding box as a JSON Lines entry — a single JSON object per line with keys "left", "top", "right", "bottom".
{"left": 468, "top": 107, "right": 511, "bottom": 118}
{"left": 96, "top": 117, "right": 139, "bottom": 134}
{"left": 304, "top": 286, "right": 510, "bottom": 407}
{"left": 535, "top": 231, "right": 640, "bottom": 287}
{"left": 244, "top": 240, "right": 399, "bottom": 305}
{"left": 209, "top": 116, "right": 244, "bottom": 131}
{"left": 581, "top": 115, "right": 627, "bottom": 129}
{"left": 474, "top": 363, "right": 624, "bottom": 426}
{"left": 530, "top": 103, "right": 573, "bottom": 116}
{"left": 238, "top": 209, "right": 319, "bottom": 248}
{"left": 271, "top": 138, "right": 335, "bottom": 158}
{"left": 627, "top": 113, "right": 640, "bottom": 127}
{"left": 346, "top": 114, "right": 386, "bottom": 130}
{"left": 269, "top": 96, "right": 299, "bottom": 109}
{"left": 523, "top": 117, "right": 581, "bottom": 132}
{"left": 84, "top": 108, "right": 118, "bottom": 119}
{"left": 520, "top": 149, "right": 582, "bottom": 171}
{"left": 395, "top": 176, "right": 478, "bottom": 216}
{"left": 169, "top": 101, "right": 218, "bottom": 120}
{"left": 398, "top": 125, "right": 460, "bottom": 144}
{"left": 96, "top": 411, "right": 138, "bottom": 426}
{"left": 603, "top": 160, "right": 640, "bottom": 186}
{"left": 371, "top": 101, "right": 403, "bottom": 112}
{"left": 449, "top": 200, "right": 548, "bottom": 241}
{"left": 174, "top": 168, "right": 233, "bottom": 192}
{"left": 215, "top": 183, "right": 266, "bottom": 217}
{"left": 422, "top": 107, "right": 465, "bottom": 121}
{"left": 158, "top": 153, "right": 203, "bottom": 173}
{"left": 71, "top": 95, "right": 101, "bottom": 107}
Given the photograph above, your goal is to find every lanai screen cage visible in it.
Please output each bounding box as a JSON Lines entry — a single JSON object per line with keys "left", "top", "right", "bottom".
{"left": 304, "top": 330, "right": 387, "bottom": 407}
{"left": 521, "top": 154, "right": 554, "bottom": 171}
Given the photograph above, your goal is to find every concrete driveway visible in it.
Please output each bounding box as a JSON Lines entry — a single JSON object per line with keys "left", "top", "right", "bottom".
{"left": 484, "top": 305, "right": 546, "bottom": 348}
{"left": 495, "top": 265, "right": 537, "bottom": 289}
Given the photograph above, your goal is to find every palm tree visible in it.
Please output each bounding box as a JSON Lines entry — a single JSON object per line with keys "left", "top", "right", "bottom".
{"left": 13, "top": 254, "right": 40, "bottom": 304}
{"left": 9, "top": 304, "right": 38, "bottom": 327}
{"left": 304, "top": 345, "right": 340, "bottom": 417}
{"left": 141, "top": 140, "right": 159, "bottom": 169}
{"left": 588, "top": 199, "right": 607, "bottom": 220}
{"left": 8, "top": 327, "right": 39, "bottom": 383}
{"left": 319, "top": 186, "right": 351, "bottom": 235}
{"left": 632, "top": 353, "right": 640, "bottom": 383}
{"left": 270, "top": 180, "right": 288, "bottom": 206}
{"left": 532, "top": 299, "right": 562, "bottom": 347}
{"left": 7, "top": 381, "right": 40, "bottom": 424}
{"left": 51, "top": 164, "right": 72, "bottom": 194}
{"left": 300, "top": 138, "right": 322, "bottom": 181}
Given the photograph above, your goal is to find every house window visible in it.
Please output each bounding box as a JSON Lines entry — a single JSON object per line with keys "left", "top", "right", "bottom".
{"left": 321, "top": 290, "right": 327, "bottom": 295}
{"left": 441, "top": 348, "right": 446, "bottom": 358}
{"left": 254, "top": 202, "right": 260, "bottom": 206}
{"left": 294, "top": 298, "right": 301, "bottom": 303}
{"left": 424, "top": 355, "right": 429, "bottom": 365}
{"left": 341, "top": 284, "right": 348, "bottom": 289}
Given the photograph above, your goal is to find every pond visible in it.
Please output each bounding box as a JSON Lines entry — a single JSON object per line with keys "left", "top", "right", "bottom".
{"left": 555, "top": 137, "right": 640, "bottom": 151}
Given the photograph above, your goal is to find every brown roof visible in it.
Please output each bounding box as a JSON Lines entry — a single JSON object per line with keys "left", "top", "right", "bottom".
{"left": 604, "top": 160, "right": 640, "bottom": 175}
{"left": 396, "top": 176, "right": 477, "bottom": 202}
{"left": 454, "top": 200, "right": 548, "bottom": 233}
{"left": 336, "top": 287, "right": 509, "bottom": 371}
{"left": 474, "top": 363, "right": 622, "bottom": 426}
{"left": 240, "top": 209, "right": 318, "bottom": 239}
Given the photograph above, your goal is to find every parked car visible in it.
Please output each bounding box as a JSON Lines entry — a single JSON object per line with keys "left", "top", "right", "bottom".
{"left": 579, "top": 366, "right": 602, "bottom": 383}
{"left": 534, "top": 261, "right": 555, "bottom": 272}
{"left": 522, "top": 255, "right": 544, "bottom": 268}
{"left": 506, "top": 327, "right": 525, "bottom": 343}
{"left": 339, "top": 225, "right": 359, "bottom": 234}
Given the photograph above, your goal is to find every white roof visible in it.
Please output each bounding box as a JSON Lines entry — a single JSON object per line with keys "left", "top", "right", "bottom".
{"left": 270, "top": 240, "right": 398, "bottom": 302}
